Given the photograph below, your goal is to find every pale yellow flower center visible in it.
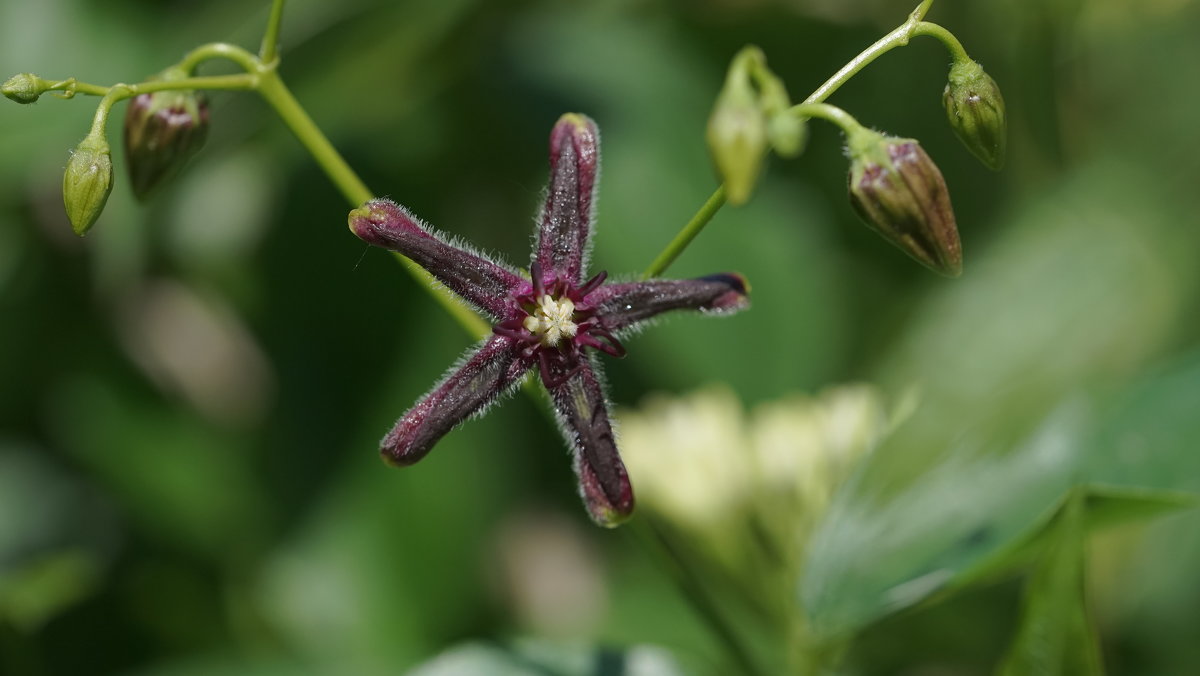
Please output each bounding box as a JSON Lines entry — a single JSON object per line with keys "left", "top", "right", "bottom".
{"left": 523, "top": 294, "right": 578, "bottom": 347}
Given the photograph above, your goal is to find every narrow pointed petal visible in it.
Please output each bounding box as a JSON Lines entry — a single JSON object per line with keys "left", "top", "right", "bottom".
{"left": 588, "top": 273, "right": 750, "bottom": 333}
{"left": 534, "top": 113, "right": 599, "bottom": 286}
{"left": 543, "top": 356, "right": 633, "bottom": 527}
{"left": 380, "top": 335, "right": 532, "bottom": 466}
{"left": 350, "top": 198, "right": 526, "bottom": 320}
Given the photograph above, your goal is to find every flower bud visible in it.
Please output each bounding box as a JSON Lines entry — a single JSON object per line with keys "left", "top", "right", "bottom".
{"left": 943, "top": 59, "right": 1006, "bottom": 171}
{"left": 123, "top": 78, "right": 209, "bottom": 200}
{"left": 63, "top": 134, "right": 114, "bottom": 236}
{"left": 752, "top": 59, "right": 805, "bottom": 159}
{"left": 847, "top": 130, "right": 962, "bottom": 277}
{"left": 2, "top": 73, "right": 43, "bottom": 104}
{"left": 707, "top": 67, "right": 767, "bottom": 205}
{"left": 767, "top": 112, "right": 807, "bottom": 158}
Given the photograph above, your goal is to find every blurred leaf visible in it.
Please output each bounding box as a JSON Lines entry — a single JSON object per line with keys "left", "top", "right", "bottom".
{"left": 877, "top": 163, "right": 1192, "bottom": 440}
{"left": 257, "top": 320, "right": 523, "bottom": 672}
{"left": 0, "top": 445, "right": 80, "bottom": 557}
{"left": 407, "top": 640, "right": 686, "bottom": 676}
{"left": 1078, "top": 352, "right": 1200, "bottom": 669}
{"left": 1080, "top": 487, "right": 1195, "bottom": 528}
{"left": 1081, "top": 348, "right": 1200, "bottom": 495}
{"left": 51, "top": 376, "right": 264, "bottom": 556}
{"left": 0, "top": 549, "right": 99, "bottom": 632}
{"left": 964, "top": 486, "right": 1195, "bottom": 590}
{"left": 997, "top": 489, "right": 1104, "bottom": 676}
{"left": 0, "top": 445, "right": 112, "bottom": 632}
{"left": 801, "top": 162, "right": 1200, "bottom": 641}
{"left": 800, "top": 398, "right": 1088, "bottom": 640}
{"left": 801, "top": 376, "right": 1200, "bottom": 642}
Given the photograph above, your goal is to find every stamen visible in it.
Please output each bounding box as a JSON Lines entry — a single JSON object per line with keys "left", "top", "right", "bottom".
{"left": 522, "top": 294, "right": 578, "bottom": 347}
{"left": 576, "top": 270, "right": 608, "bottom": 299}
{"left": 530, "top": 260, "right": 545, "bottom": 297}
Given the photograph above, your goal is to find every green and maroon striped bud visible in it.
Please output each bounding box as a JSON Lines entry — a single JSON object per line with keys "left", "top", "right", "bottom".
{"left": 123, "top": 71, "right": 209, "bottom": 200}
{"left": 63, "top": 132, "right": 114, "bottom": 236}
{"left": 943, "top": 59, "right": 1006, "bottom": 171}
{"left": 847, "top": 129, "right": 962, "bottom": 277}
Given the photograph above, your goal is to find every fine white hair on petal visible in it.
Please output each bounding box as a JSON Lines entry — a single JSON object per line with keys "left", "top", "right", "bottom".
{"left": 582, "top": 120, "right": 601, "bottom": 277}
{"left": 529, "top": 118, "right": 602, "bottom": 278}
{"left": 544, "top": 353, "right": 620, "bottom": 502}
{"left": 376, "top": 195, "right": 526, "bottom": 318}
{"left": 377, "top": 197, "right": 524, "bottom": 275}
{"left": 382, "top": 337, "right": 532, "bottom": 450}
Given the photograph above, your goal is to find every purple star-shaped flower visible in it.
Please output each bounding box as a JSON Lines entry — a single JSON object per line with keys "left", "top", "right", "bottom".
{"left": 348, "top": 113, "right": 749, "bottom": 526}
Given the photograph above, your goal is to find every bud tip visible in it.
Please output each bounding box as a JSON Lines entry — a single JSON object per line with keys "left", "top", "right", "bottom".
{"left": 2, "top": 73, "right": 42, "bottom": 104}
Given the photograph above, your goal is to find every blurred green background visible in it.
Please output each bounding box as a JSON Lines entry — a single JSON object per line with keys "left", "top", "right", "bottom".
{"left": 3, "top": 0, "right": 1200, "bottom": 674}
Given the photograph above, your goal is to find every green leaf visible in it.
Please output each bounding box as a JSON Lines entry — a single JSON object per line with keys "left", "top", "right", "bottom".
{"left": 799, "top": 165, "right": 1200, "bottom": 642}
{"left": 53, "top": 376, "right": 263, "bottom": 556}
{"left": 406, "top": 641, "right": 686, "bottom": 676}
{"left": 800, "top": 388, "right": 1199, "bottom": 643}
{"left": 960, "top": 486, "right": 1195, "bottom": 590}
{"left": 997, "top": 489, "right": 1105, "bottom": 676}
{"left": 0, "top": 550, "right": 100, "bottom": 632}
{"left": 800, "top": 399, "right": 1089, "bottom": 640}
{"left": 1081, "top": 349, "right": 1200, "bottom": 495}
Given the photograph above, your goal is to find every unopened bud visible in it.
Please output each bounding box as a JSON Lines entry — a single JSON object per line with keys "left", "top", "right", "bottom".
{"left": 707, "top": 65, "right": 767, "bottom": 205}
{"left": 847, "top": 130, "right": 961, "bottom": 277}
{"left": 2, "top": 73, "right": 43, "bottom": 104}
{"left": 752, "top": 57, "right": 804, "bottom": 159}
{"left": 943, "top": 59, "right": 1006, "bottom": 171}
{"left": 767, "top": 113, "right": 807, "bottom": 158}
{"left": 123, "top": 73, "right": 209, "bottom": 200}
{"left": 63, "top": 134, "right": 114, "bottom": 236}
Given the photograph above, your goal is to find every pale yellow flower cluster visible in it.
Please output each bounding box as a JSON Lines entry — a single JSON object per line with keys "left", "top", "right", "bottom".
{"left": 616, "top": 384, "right": 896, "bottom": 597}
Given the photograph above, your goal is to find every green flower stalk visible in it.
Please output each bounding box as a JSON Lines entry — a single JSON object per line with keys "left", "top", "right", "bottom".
{"left": 123, "top": 69, "right": 210, "bottom": 199}
{"left": 847, "top": 129, "right": 962, "bottom": 276}
{"left": 63, "top": 131, "right": 114, "bottom": 236}
{"left": 943, "top": 58, "right": 1006, "bottom": 170}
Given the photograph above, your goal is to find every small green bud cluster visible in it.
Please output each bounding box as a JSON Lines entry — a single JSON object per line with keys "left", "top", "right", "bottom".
{"left": 706, "top": 47, "right": 807, "bottom": 205}
{"left": 3, "top": 65, "right": 213, "bottom": 236}
{"left": 704, "top": 16, "right": 1007, "bottom": 276}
